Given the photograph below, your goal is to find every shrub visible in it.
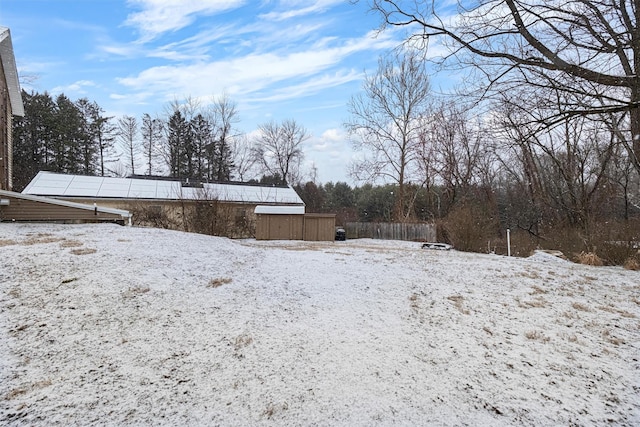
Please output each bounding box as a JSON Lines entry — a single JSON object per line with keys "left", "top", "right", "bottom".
{"left": 623, "top": 257, "right": 640, "bottom": 271}
{"left": 127, "top": 202, "right": 177, "bottom": 229}
{"left": 440, "top": 202, "right": 499, "bottom": 252}
{"left": 575, "top": 251, "right": 603, "bottom": 266}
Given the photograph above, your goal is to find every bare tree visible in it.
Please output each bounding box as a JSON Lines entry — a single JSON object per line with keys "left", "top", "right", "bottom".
{"left": 345, "top": 48, "right": 431, "bottom": 221}
{"left": 254, "top": 119, "right": 309, "bottom": 185}
{"left": 141, "top": 113, "right": 164, "bottom": 176}
{"left": 364, "top": 0, "right": 640, "bottom": 172}
{"left": 117, "top": 115, "right": 139, "bottom": 176}
{"left": 426, "top": 102, "right": 488, "bottom": 206}
{"left": 208, "top": 94, "right": 239, "bottom": 181}
{"left": 233, "top": 134, "right": 258, "bottom": 181}
{"left": 491, "top": 90, "right": 618, "bottom": 230}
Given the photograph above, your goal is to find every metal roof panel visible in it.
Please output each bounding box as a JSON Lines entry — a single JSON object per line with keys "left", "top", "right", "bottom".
{"left": 23, "top": 172, "right": 305, "bottom": 205}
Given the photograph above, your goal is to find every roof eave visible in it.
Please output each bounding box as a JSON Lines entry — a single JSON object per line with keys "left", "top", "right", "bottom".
{"left": 0, "top": 27, "right": 25, "bottom": 117}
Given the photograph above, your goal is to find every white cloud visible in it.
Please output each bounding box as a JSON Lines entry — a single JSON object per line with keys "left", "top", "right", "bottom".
{"left": 52, "top": 80, "right": 97, "bottom": 95}
{"left": 115, "top": 31, "right": 395, "bottom": 105}
{"left": 125, "top": 0, "right": 245, "bottom": 41}
{"left": 259, "top": 0, "right": 344, "bottom": 21}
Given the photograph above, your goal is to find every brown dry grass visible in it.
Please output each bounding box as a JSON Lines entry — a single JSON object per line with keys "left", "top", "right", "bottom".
{"left": 409, "top": 293, "right": 419, "bottom": 310}
{"left": 530, "top": 285, "right": 548, "bottom": 295}
{"left": 623, "top": 257, "right": 640, "bottom": 271}
{"left": 575, "top": 252, "right": 603, "bottom": 266}
{"left": 0, "top": 239, "right": 17, "bottom": 247}
{"left": 60, "top": 240, "right": 83, "bottom": 248}
{"left": 525, "top": 330, "right": 550, "bottom": 342}
{"left": 602, "top": 329, "right": 625, "bottom": 346}
{"left": 447, "top": 295, "right": 470, "bottom": 315}
{"left": 518, "top": 297, "right": 549, "bottom": 308}
{"left": 24, "top": 235, "right": 65, "bottom": 245}
{"left": 572, "top": 302, "right": 591, "bottom": 312}
{"left": 70, "top": 248, "right": 97, "bottom": 255}
{"left": 208, "top": 277, "right": 232, "bottom": 288}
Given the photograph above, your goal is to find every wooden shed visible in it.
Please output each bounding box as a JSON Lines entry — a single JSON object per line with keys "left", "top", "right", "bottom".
{"left": 303, "top": 213, "right": 337, "bottom": 241}
{"left": 0, "top": 190, "right": 132, "bottom": 225}
{"left": 255, "top": 206, "right": 336, "bottom": 241}
{"left": 255, "top": 205, "right": 305, "bottom": 240}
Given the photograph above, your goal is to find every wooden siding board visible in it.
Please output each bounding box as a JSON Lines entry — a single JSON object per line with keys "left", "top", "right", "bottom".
{"left": 255, "top": 214, "right": 304, "bottom": 240}
{"left": 0, "top": 192, "right": 127, "bottom": 223}
{"left": 303, "top": 214, "right": 335, "bottom": 241}
{"left": 345, "top": 222, "right": 436, "bottom": 241}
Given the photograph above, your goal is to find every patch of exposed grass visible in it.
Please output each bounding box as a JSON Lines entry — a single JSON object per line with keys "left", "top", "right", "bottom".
{"left": 409, "top": 293, "right": 420, "bottom": 311}
{"left": 602, "top": 329, "right": 625, "bottom": 346}
{"left": 23, "top": 235, "right": 65, "bottom": 245}
{"left": 517, "top": 296, "right": 548, "bottom": 308}
{"left": 520, "top": 270, "right": 541, "bottom": 279}
{"left": 70, "top": 248, "right": 97, "bottom": 255}
{"left": 208, "top": 277, "right": 232, "bottom": 288}
{"left": 572, "top": 302, "right": 591, "bottom": 312}
{"left": 447, "top": 295, "right": 470, "bottom": 315}
{"left": 233, "top": 333, "right": 254, "bottom": 359}
{"left": 4, "top": 379, "right": 52, "bottom": 401}
{"left": 263, "top": 401, "right": 288, "bottom": 419}
{"left": 618, "top": 310, "right": 636, "bottom": 318}
{"left": 5, "top": 387, "right": 28, "bottom": 400}
{"left": 530, "top": 285, "right": 548, "bottom": 295}
{"left": 525, "top": 330, "right": 550, "bottom": 342}
{"left": 234, "top": 334, "right": 253, "bottom": 350}
{"left": 0, "top": 239, "right": 17, "bottom": 247}
{"left": 60, "top": 240, "right": 83, "bottom": 248}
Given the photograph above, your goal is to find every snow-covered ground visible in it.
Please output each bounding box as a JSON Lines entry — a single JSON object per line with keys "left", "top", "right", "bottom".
{"left": 1, "top": 223, "right": 639, "bottom": 426}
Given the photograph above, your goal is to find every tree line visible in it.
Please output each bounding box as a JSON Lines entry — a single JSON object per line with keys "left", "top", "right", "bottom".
{"left": 11, "top": 91, "right": 309, "bottom": 191}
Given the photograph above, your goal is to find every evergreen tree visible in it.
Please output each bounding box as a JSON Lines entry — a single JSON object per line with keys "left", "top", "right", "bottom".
{"left": 12, "top": 91, "right": 56, "bottom": 190}
{"left": 76, "top": 98, "right": 106, "bottom": 175}
{"left": 94, "top": 113, "right": 117, "bottom": 177}
{"left": 52, "top": 94, "right": 84, "bottom": 174}
{"left": 191, "top": 114, "right": 211, "bottom": 181}
{"left": 166, "top": 110, "right": 191, "bottom": 178}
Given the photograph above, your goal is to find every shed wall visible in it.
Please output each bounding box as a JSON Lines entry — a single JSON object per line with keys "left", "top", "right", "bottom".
{"left": 303, "top": 214, "right": 336, "bottom": 241}
{"left": 0, "top": 194, "right": 126, "bottom": 223}
{"left": 255, "top": 214, "right": 304, "bottom": 240}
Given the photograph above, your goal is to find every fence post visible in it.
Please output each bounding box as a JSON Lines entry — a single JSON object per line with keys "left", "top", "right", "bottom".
{"left": 507, "top": 228, "right": 511, "bottom": 257}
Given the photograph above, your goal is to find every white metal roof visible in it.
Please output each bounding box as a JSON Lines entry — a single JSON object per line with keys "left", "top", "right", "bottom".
{"left": 22, "top": 172, "right": 305, "bottom": 205}
{"left": 0, "top": 27, "right": 24, "bottom": 116}
{"left": 255, "top": 205, "right": 305, "bottom": 215}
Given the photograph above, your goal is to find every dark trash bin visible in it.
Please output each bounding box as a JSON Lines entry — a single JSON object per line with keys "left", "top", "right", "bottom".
{"left": 335, "top": 228, "right": 346, "bottom": 241}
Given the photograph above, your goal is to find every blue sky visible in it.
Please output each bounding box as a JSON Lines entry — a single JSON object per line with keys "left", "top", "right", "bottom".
{"left": 1, "top": 0, "right": 411, "bottom": 184}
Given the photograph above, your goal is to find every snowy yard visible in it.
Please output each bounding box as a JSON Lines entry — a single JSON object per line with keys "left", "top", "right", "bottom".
{"left": 1, "top": 223, "right": 639, "bottom": 426}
